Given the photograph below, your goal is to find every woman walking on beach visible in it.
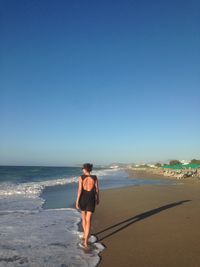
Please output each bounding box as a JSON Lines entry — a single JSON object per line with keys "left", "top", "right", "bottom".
{"left": 76, "top": 163, "right": 100, "bottom": 248}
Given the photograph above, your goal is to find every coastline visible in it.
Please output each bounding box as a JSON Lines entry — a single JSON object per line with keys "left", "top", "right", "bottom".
{"left": 125, "top": 167, "right": 200, "bottom": 184}
{"left": 126, "top": 168, "right": 200, "bottom": 182}
{"left": 125, "top": 167, "right": 178, "bottom": 182}
{"left": 92, "top": 168, "right": 200, "bottom": 267}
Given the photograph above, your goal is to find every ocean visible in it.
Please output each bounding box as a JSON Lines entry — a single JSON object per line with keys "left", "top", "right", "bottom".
{"left": 0, "top": 165, "right": 173, "bottom": 267}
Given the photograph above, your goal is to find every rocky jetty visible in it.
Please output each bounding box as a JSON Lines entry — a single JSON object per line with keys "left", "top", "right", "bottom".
{"left": 162, "top": 168, "right": 200, "bottom": 179}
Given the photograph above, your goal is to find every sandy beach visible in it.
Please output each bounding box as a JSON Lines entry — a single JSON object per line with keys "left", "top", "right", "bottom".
{"left": 92, "top": 169, "right": 200, "bottom": 267}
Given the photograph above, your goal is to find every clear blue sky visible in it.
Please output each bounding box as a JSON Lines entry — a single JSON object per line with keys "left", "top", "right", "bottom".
{"left": 1, "top": 0, "right": 200, "bottom": 166}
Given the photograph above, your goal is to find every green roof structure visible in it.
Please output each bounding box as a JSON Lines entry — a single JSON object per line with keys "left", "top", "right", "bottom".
{"left": 162, "top": 163, "right": 200, "bottom": 170}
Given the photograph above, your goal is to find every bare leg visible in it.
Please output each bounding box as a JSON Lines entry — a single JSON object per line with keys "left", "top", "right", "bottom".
{"left": 84, "top": 211, "right": 93, "bottom": 247}
{"left": 81, "top": 211, "right": 86, "bottom": 237}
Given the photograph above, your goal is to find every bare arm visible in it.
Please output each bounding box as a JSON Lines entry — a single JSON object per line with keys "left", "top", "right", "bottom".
{"left": 75, "top": 176, "right": 82, "bottom": 209}
{"left": 95, "top": 176, "right": 100, "bottom": 205}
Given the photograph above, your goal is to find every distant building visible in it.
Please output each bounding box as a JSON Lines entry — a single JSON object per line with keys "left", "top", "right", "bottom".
{"left": 147, "top": 164, "right": 156, "bottom": 168}
{"left": 109, "top": 165, "right": 119, "bottom": 169}
{"left": 180, "top": 160, "right": 190, "bottom": 165}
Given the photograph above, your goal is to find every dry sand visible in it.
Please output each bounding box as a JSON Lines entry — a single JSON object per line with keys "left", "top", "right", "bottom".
{"left": 92, "top": 169, "right": 200, "bottom": 267}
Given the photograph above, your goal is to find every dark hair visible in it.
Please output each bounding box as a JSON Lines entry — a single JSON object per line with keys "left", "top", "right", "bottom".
{"left": 82, "top": 163, "right": 93, "bottom": 172}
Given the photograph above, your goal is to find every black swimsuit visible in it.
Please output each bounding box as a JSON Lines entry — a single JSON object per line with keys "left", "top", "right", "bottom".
{"left": 78, "top": 175, "right": 97, "bottom": 213}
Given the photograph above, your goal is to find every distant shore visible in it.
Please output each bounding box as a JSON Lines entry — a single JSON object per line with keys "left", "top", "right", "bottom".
{"left": 92, "top": 168, "right": 200, "bottom": 267}
{"left": 125, "top": 167, "right": 200, "bottom": 183}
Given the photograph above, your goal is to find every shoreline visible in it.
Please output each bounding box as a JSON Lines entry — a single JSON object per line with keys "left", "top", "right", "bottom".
{"left": 125, "top": 167, "right": 200, "bottom": 183}
{"left": 77, "top": 167, "right": 175, "bottom": 237}
{"left": 125, "top": 167, "right": 178, "bottom": 183}
{"left": 92, "top": 168, "right": 200, "bottom": 267}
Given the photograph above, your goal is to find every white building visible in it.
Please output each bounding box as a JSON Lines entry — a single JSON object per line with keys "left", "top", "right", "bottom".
{"left": 180, "top": 160, "right": 190, "bottom": 165}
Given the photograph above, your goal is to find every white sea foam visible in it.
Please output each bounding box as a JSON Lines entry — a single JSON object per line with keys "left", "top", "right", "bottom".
{"left": 0, "top": 177, "right": 77, "bottom": 198}
{"left": 0, "top": 167, "right": 122, "bottom": 199}
{"left": 93, "top": 167, "right": 123, "bottom": 177}
{"left": 0, "top": 168, "right": 120, "bottom": 267}
{"left": 0, "top": 208, "right": 105, "bottom": 267}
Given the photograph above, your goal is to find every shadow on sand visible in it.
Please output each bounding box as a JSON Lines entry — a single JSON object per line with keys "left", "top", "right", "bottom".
{"left": 93, "top": 200, "right": 191, "bottom": 242}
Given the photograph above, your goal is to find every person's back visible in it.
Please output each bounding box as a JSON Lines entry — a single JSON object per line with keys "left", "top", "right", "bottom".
{"left": 81, "top": 174, "right": 97, "bottom": 191}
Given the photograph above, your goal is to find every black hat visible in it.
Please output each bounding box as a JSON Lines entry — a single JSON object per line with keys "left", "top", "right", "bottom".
{"left": 82, "top": 163, "right": 93, "bottom": 172}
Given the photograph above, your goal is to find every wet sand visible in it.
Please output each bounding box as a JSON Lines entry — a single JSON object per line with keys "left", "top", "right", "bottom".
{"left": 92, "top": 169, "right": 200, "bottom": 267}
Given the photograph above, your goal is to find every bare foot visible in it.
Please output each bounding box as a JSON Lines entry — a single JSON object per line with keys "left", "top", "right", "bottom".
{"left": 83, "top": 241, "right": 88, "bottom": 248}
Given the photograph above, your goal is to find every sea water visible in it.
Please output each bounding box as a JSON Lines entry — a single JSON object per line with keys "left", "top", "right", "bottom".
{"left": 0, "top": 166, "right": 173, "bottom": 267}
